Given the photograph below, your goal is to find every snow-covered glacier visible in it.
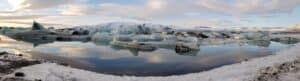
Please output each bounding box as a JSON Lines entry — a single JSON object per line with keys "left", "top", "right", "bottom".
{"left": 75, "top": 22, "right": 175, "bottom": 35}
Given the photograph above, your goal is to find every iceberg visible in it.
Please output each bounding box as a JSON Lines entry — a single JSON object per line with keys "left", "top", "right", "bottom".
{"left": 76, "top": 22, "right": 175, "bottom": 36}
{"left": 132, "top": 33, "right": 163, "bottom": 42}
{"left": 241, "top": 31, "right": 270, "bottom": 40}
{"left": 110, "top": 37, "right": 157, "bottom": 51}
{"left": 91, "top": 32, "right": 113, "bottom": 45}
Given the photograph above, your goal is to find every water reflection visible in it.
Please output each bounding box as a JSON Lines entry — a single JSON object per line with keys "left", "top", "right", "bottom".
{"left": 271, "top": 37, "right": 300, "bottom": 44}
{"left": 247, "top": 40, "right": 271, "bottom": 47}
{"left": 1, "top": 21, "right": 299, "bottom": 76}
{"left": 8, "top": 34, "right": 90, "bottom": 47}
{"left": 0, "top": 35, "right": 296, "bottom": 76}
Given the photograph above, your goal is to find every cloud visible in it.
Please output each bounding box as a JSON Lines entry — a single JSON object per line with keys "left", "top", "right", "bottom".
{"left": 1, "top": 20, "right": 71, "bottom": 27}
{"left": 61, "top": 4, "right": 97, "bottom": 16}
{"left": 61, "top": 0, "right": 300, "bottom": 20}
{"left": 0, "top": 15, "right": 45, "bottom": 20}
{"left": 7, "top": 0, "right": 79, "bottom": 11}
{"left": 2, "top": 0, "right": 300, "bottom": 27}
{"left": 147, "top": 0, "right": 167, "bottom": 10}
{"left": 172, "top": 19, "right": 240, "bottom": 28}
{"left": 0, "top": 11, "right": 17, "bottom": 14}
{"left": 196, "top": 0, "right": 300, "bottom": 15}
{"left": 61, "top": 3, "right": 150, "bottom": 20}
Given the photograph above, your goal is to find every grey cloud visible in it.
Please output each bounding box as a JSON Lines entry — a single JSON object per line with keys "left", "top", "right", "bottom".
{"left": 12, "top": 0, "right": 79, "bottom": 10}
{"left": 61, "top": 0, "right": 300, "bottom": 19}
{"left": 0, "top": 15, "right": 45, "bottom": 20}
{"left": 2, "top": 20, "right": 69, "bottom": 27}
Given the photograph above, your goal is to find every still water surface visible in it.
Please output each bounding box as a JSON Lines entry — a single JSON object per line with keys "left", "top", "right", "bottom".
{"left": 0, "top": 36, "right": 293, "bottom": 76}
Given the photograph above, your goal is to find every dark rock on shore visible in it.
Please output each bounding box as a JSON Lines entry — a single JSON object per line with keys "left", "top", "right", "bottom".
{"left": 2, "top": 77, "right": 31, "bottom": 81}
{"left": 0, "top": 52, "right": 8, "bottom": 56}
{"left": 14, "top": 72, "right": 25, "bottom": 77}
{"left": 0, "top": 51, "right": 42, "bottom": 81}
{"left": 252, "top": 59, "right": 300, "bottom": 81}
{"left": 0, "top": 52, "right": 41, "bottom": 74}
{"left": 0, "top": 59, "right": 41, "bottom": 74}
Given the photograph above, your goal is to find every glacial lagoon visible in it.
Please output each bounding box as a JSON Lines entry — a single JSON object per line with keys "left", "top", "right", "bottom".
{"left": 0, "top": 35, "right": 294, "bottom": 76}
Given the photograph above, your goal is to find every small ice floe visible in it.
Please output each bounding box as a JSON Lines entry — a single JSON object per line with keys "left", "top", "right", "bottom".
{"left": 271, "top": 37, "right": 300, "bottom": 44}
{"left": 131, "top": 34, "right": 163, "bottom": 42}
{"left": 175, "top": 42, "right": 199, "bottom": 51}
{"left": 240, "top": 31, "right": 270, "bottom": 40}
{"left": 110, "top": 38, "right": 157, "bottom": 51}
{"left": 91, "top": 32, "right": 113, "bottom": 43}
{"left": 247, "top": 40, "right": 271, "bottom": 47}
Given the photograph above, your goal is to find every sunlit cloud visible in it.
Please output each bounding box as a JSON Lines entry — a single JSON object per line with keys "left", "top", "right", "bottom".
{"left": 7, "top": 0, "right": 25, "bottom": 11}
{"left": 147, "top": 0, "right": 166, "bottom": 9}
{"left": 7, "top": 0, "right": 76, "bottom": 11}
{"left": 0, "top": 15, "right": 44, "bottom": 20}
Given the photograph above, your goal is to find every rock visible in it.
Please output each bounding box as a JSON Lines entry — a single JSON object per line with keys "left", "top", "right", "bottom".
{"left": 10, "top": 60, "right": 41, "bottom": 69}
{"left": 59, "top": 62, "right": 69, "bottom": 66}
{"left": 244, "top": 58, "right": 249, "bottom": 61}
{"left": 2, "top": 77, "right": 31, "bottom": 81}
{"left": 0, "top": 51, "right": 8, "bottom": 56}
{"left": 276, "top": 62, "right": 295, "bottom": 72}
{"left": 253, "top": 59, "right": 300, "bottom": 81}
{"left": 0, "top": 60, "right": 41, "bottom": 74}
{"left": 175, "top": 44, "right": 191, "bottom": 53}
{"left": 15, "top": 72, "right": 25, "bottom": 77}
{"left": 34, "top": 79, "right": 42, "bottom": 81}
{"left": 3, "top": 55, "right": 8, "bottom": 58}
{"left": 18, "top": 54, "right": 23, "bottom": 57}
{"left": 293, "top": 59, "right": 300, "bottom": 64}
{"left": 0, "top": 65, "right": 13, "bottom": 73}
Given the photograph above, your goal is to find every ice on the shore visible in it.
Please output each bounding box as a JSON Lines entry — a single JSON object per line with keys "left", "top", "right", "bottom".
{"left": 5, "top": 43, "right": 300, "bottom": 81}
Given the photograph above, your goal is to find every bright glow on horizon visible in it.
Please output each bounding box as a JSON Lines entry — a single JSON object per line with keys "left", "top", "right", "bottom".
{"left": 148, "top": 0, "right": 165, "bottom": 9}
{"left": 7, "top": 0, "right": 25, "bottom": 10}
{"left": 0, "top": 22, "right": 30, "bottom": 27}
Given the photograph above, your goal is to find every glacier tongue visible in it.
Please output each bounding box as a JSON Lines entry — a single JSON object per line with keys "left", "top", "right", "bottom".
{"left": 75, "top": 22, "right": 175, "bottom": 35}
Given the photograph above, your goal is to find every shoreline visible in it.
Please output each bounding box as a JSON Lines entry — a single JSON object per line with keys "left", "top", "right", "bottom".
{"left": 0, "top": 44, "right": 299, "bottom": 81}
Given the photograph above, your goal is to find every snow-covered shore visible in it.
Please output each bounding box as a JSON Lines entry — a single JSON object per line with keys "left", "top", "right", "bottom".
{"left": 1, "top": 44, "right": 299, "bottom": 81}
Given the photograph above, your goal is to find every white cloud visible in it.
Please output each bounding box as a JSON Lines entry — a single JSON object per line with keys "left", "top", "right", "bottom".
{"left": 61, "top": 4, "right": 97, "bottom": 16}
{"left": 171, "top": 19, "right": 238, "bottom": 28}
{"left": 61, "top": 0, "right": 300, "bottom": 20}
{"left": 7, "top": 0, "right": 81, "bottom": 11}
{"left": 147, "top": 0, "right": 167, "bottom": 10}
{"left": 196, "top": 0, "right": 300, "bottom": 15}
{"left": 61, "top": 3, "right": 150, "bottom": 20}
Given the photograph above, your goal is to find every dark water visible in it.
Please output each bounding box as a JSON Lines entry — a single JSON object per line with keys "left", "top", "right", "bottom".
{"left": 0, "top": 36, "right": 293, "bottom": 76}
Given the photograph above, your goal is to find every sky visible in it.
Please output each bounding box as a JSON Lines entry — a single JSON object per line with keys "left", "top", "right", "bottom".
{"left": 0, "top": 0, "right": 300, "bottom": 28}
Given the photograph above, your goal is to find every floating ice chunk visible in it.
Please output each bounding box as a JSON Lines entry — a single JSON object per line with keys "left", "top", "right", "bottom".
{"left": 91, "top": 32, "right": 113, "bottom": 42}
{"left": 132, "top": 34, "right": 163, "bottom": 42}
{"left": 242, "top": 32, "right": 270, "bottom": 40}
